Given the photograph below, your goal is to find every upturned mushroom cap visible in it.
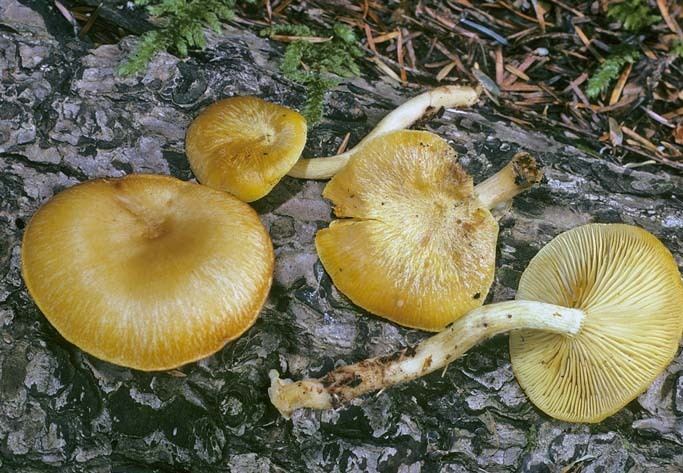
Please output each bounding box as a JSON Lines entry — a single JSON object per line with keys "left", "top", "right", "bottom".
{"left": 21, "top": 174, "right": 274, "bottom": 371}
{"left": 316, "top": 130, "right": 498, "bottom": 331}
{"left": 185, "top": 96, "right": 307, "bottom": 202}
{"left": 510, "top": 223, "right": 683, "bottom": 423}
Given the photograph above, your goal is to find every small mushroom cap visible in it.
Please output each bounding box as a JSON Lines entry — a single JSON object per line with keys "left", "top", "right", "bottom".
{"left": 510, "top": 223, "right": 683, "bottom": 423}
{"left": 21, "top": 175, "right": 274, "bottom": 371}
{"left": 185, "top": 96, "right": 307, "bottom": 202}
{"left": 316, "top": 130, "right": 498, "bottom": 331}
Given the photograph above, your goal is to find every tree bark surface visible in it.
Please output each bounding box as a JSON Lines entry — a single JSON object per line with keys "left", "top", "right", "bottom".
{"left": 1, "top": 2, "right": 682, "bottom": 471}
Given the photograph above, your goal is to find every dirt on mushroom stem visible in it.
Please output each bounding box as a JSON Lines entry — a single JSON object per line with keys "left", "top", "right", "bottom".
{"left": 474, "top": 151, "right": 543, "bottom": 209}
{"left": 268, "top": 300, "right": 585, "bottom": 418}
{"left": 270, "top": 224, "right": 683, "bottom": 422}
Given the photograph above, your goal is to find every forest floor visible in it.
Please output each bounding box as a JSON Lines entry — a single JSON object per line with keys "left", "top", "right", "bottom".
{"left": 62, "top": 0, "right": 683, "bottom": 172}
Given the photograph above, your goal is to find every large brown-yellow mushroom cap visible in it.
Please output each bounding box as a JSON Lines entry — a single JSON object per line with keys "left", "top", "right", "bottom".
{"left": 21, "top": 174, "right": 274, "bottom": 371}
{"left": 185, "top": 96, "right": 307, "bottom": 202}
{"left": 510, "top": 223, "right": 683, "bottom": 423}
{"left": 316, "top": 130, "right": 499, "bottom": 331}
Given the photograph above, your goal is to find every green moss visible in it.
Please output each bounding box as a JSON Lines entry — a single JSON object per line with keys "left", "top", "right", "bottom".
{"left": 671, "top": 40, "right": 683, "bottom": 58}
{"left": 606, "top": 0, "right": 660, "bottom": 31}
{"left": 524, "top": 423, "right": 538, "bottom": 451}
{"left": 119, "top": 2, "right": 362, "bottom": 124}
{"left": 263, "top": 23, "right": 364, "bottom": 124}
{"left": 586, "top": 47, "right": 641, "bottom": 99}
{"left": 118, "top": 0, "right": 252, "bottom": 76}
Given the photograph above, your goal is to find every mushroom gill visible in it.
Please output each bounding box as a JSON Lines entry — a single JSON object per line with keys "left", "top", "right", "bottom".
{"left": 269, "top": 224, "right": 682, "bottom": 421}
{"left": 511, "top": 223, "right": 683, "bottom": 422}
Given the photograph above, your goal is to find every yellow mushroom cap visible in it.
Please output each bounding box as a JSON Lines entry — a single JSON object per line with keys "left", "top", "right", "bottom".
{"left": 21, "top": 174, "right": 274, "bottom": 371}
{"left": 185, "top": 96, "right": 307, "bottom": 202}
{"left": 316, "top": 130, "right": 498, "bottom": 331}
{"left": 510, "top": 223, "right": 683, "bottom": 422}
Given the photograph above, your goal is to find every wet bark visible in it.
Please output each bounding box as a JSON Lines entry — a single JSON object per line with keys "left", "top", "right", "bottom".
{"left": 1, "top": 2, "right": 682, "bottom": 471}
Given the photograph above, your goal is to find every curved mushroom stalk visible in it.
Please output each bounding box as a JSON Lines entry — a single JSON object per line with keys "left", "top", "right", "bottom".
{"left": 269, "top": 301, "right": 585, "bottom": 418}
{"left": 271, "top": 224, "right": 683, "bottom": 423}
{"left": 287, "top": 85, "right": 480, "bottom": 180}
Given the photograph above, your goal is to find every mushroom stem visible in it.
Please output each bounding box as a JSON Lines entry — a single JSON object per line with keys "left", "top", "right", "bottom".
{"left": 268, "top": 300, "right": 585, "bottom": 418}
{"left": 287, "top": 85, "right": 481, "bottom": 180}
{"left": 474, "top": 152, "right": 543, "bottom": 209}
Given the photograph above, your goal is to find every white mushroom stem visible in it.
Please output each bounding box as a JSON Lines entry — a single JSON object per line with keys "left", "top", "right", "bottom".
{"left": 474, "top": 152, "right": 543, "bottom": 209}
{"left": 268, "top": 301, "right": 585, "bottom": 418}
{"left": 287, "top": 85, "right": 481, "bottom": 180}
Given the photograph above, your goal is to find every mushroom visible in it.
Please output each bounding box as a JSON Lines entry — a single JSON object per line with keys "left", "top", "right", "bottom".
{"left": 21, "top": 174, "right": 274, "bottom": 371}
{"left": 269, "top": 223, "right": 683, "bottom": 422}
{"left": 316, "top": 129, "right": 542, "bottom": 331}
{"left": 287, "top": 85, "right": 480, "bottom": 180}
{"left": 185, "top": 96, "right": 307, "bottom": 202}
